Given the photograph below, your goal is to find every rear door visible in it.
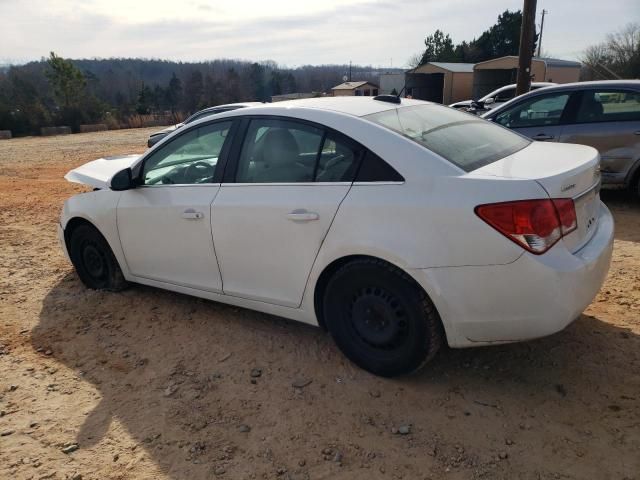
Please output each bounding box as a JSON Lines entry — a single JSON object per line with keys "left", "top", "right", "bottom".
{"left": 211, "top": 117, "right": 361, "bottom": 307}
{"left": 492, "top": 90, "right": 579, "bottom": 142}
{"left": 558, "top": 88, "right": 640, "bottom": 188}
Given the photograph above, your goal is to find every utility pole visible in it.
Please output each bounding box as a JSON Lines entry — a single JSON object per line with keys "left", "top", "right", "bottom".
{"left": 516, "top": 0, "right": 537, "bottom": 96}
{"left": 536, "top": 9, "right": 547, "bottom": 57}
{"left": 349, "top": 61, "right": 352, "bottom": 81}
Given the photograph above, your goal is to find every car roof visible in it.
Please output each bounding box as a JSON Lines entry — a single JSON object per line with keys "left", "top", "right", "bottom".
{"left": 197, "top": 102, "right": 262, "bottom": 113}
{"left": 504, "top": 79, "right": 640, "bottom": 94}
{"left": 483, "top": 80, "right": 640, "bottom": 118}
{"left": 222, "top": 96, "right": 429, "bottom": 118}
{"left": 488, "top": 82, "right": 556, "bottom": 93}
{"left": 545, "top": 79, "right": 640, "bottom": 89}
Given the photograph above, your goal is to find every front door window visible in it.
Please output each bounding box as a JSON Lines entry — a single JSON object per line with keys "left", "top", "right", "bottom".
{"left": 142, "top": 121, "right": 232, "bottom": 185}
{"left": 495, "top": 93, "right": 570, "bottom": 128}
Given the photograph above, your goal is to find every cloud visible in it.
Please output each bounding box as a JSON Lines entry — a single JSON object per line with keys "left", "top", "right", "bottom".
{"left": 1, "top": 0, "right": 638, "bottom": 66}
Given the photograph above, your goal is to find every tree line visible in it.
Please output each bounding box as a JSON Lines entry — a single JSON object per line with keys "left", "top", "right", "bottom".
{"left": 0, "top": 55, "right": 383, "bottom": 136}
{"left": 1, "top": 9, "right": 637, "bottom": 137}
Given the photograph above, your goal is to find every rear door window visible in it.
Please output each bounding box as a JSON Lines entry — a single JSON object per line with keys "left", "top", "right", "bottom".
{"left": 494, "top": 87, "right": 516, "bottom": 102}
{"left": 315, "top": 132, "right": 361, "bottom": 182}
{"left": 235, "top": 119, "right": 323, "bottom": 183}
{"left": 575, "top": 90, "right": 640, "bottom": 123}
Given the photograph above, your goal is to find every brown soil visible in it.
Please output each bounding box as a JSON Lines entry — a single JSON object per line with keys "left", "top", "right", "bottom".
{"left": 1, "top": 129, "right": 639, "bottom": 480}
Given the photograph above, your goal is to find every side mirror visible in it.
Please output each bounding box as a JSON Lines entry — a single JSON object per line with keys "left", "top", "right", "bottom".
{"left": 484, "top": 97, "right": 495, "bottom": 105}
{"left": 110, "top": 167, "right": 134, "bottom": 191}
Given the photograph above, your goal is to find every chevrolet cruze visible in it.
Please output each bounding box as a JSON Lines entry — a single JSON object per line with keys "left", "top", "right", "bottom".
{"left": 59, "top": 96, "right": 614, "bottom": 377}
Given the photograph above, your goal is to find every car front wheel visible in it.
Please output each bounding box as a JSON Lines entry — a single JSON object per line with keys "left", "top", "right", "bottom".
{"left": 69, "top": 224, "right": 128, "bottom": 291}
{"left": 323, "top": 258, "right": 442, "bottom": 377}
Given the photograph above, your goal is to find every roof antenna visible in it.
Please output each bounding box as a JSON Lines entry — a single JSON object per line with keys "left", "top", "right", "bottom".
{"left": 373, "top": 63, "right": 419, "bottom": 104}
{"left": 374, "top": 79, "right": 406, "bottom": 105}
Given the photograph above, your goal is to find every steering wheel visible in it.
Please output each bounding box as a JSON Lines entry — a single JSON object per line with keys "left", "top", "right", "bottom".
{"left": 184, "top": 161, "right": 214, "bottom": 183}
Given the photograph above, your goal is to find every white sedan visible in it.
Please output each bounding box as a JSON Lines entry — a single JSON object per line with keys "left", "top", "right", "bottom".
{"left": 59, "top": 96, "right": 614, "bottom": 377}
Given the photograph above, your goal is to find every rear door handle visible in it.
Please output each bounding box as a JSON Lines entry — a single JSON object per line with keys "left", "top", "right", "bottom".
{"left": 181, "top": 208, "right": 204, "bottom": 220}
{"left": 634, "top": 130, "right": 640, "bottom": 136}
{"left": 286, "top": 209, "right": 319, "bottom": 222}
{"left": 532, "top": 133, "right": 554, "bottom": 141}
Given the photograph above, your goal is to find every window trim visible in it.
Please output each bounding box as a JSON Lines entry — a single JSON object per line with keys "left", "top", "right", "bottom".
{"left": 221, "top": 115, "right": 401, "bottom": 185}
{"left": 133, "top": 118, "right": 240, "bottom": 187}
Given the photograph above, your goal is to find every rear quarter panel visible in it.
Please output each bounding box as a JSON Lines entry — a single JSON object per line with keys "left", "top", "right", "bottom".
{"left": 312, "top": 176, "right": 546, "bottom": 272}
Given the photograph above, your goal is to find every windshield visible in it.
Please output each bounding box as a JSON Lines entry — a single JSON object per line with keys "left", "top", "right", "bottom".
{"left": 364, "top": 104, "right": 530, "bottom": 172}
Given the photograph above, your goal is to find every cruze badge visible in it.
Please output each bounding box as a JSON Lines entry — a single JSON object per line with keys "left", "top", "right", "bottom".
{"left": 561, "top": 183, "right": 576, "bottom": 192}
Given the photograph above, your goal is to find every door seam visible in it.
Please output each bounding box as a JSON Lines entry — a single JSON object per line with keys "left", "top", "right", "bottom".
{"left": 297, "top": 183, "right": 354, "bottom": 308}
{"left": 209, "top": 185, "right": 225, "bottom": 292}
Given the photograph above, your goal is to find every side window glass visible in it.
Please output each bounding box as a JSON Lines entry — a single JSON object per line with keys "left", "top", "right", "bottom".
{"left": 355, "top": 151, "right": 404, "bottom": 182}
{"left": 576, "top": 90, "right": 640, "bottom": 123}
{"left": 495, "top": 88, "right": 515, "bottom": 102}
{"left": 315, "top": 133, "right": 360, "bottom": 182}
{"left": 142, "top": 121, "right": 232, "bottom": 185}
{"left": 495, "top": 93, "right": 570, "bottom": 128}
{"left": 236, "top": 119, "right": 323, "bottom": 183}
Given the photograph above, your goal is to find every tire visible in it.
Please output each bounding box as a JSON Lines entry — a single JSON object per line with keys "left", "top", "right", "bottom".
{"left": 322, "top": 258, "right": 442, "bottom": 377}
{"left": 69, "top": 224, "right": 128, "bottom": 291}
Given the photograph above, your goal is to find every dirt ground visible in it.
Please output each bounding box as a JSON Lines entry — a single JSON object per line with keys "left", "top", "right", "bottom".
{"left": 0, "top": 128, "right": 639, "bottom": 480}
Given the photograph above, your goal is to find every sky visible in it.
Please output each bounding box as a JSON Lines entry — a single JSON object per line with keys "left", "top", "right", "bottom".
{"left": 0, "top": 0, "right": 638, "bottom": 67}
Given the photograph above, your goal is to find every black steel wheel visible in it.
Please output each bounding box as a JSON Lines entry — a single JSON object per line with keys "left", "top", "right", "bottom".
{"left": 69, "top": 223, "right": 128, "bottom": 291}
{"left": 323, "top": 258, "right": 442, "bottom": 377}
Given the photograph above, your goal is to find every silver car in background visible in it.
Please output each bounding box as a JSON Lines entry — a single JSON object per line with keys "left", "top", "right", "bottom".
{"left": 483, "top": 80, "right": 640, "bottom": 196}
{"left": 147, "top": 102, "right": 261, "bottom": 147}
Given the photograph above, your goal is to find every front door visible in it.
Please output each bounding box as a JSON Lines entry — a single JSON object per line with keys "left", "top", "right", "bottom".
{"left": 212, "top": 118, "right": 361, "bottom": 307}
{"left": 117, "top": 120, "right": 234, "bottom": 292}
{"left": 492, "top": 90, "right": 576, "bottom": 142}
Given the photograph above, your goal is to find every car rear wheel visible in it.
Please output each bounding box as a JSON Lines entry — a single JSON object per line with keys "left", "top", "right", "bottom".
{"left": 69, "top": 224, "right": 128, "bottom": 291}
{"left": 323, "top": 258, "right": 442, "bottom": 377}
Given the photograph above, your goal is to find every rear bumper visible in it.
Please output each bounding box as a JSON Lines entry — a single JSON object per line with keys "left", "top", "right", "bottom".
{"left": 412, "top": 201, "right": 614, "bottom": 348}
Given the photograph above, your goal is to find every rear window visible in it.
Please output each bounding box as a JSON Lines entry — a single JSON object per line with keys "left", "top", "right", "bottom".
{"left": 364, "top": 104, "right": 530, "bottom": 172}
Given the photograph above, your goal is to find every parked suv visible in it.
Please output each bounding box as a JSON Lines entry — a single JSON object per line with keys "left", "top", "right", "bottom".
{"left": 483, "top": 80, "right": 640, "bottom": 195}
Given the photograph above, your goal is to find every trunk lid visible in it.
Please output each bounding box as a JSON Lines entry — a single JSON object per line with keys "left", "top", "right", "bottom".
{"left": 65, "top": 154, "right": 141, "bottom": 189}
{"left": 471, "top": 142, "right": 602, "bottom": 252}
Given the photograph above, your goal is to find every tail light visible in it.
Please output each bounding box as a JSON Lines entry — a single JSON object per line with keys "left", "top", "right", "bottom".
{"left": 475, "top": 199, "right": 577, "bottom": 254}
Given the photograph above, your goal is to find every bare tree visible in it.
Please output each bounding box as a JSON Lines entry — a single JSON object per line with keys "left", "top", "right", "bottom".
{"left": 581, "top": 23, "right": 639, "bottom": 79}
{"left": 406, "top": 52, "right": 423, "bottom": 69}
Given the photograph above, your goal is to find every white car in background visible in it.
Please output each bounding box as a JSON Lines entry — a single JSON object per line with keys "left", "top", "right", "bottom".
{"left": 450, "top": 82, "right": 557, "bottom": 111}
{"left": 59, "top": 96, "right": 613, "bottom": 377}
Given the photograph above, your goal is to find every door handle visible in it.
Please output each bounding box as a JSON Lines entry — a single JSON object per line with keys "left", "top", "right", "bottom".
{"left": 532, "top": 133, "right": 554, "bottom": 141}
{"left": 634, "top": 131, "right": 640, "bottom": 136}
{"left": 286, "top": 209, "right": 319, "bottom": 222}
{"left": 181, "top": 208, "right": 204, "bottom": 220}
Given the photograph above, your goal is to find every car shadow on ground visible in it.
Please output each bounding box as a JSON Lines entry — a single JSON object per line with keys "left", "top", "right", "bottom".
{"left": 32, "top": 270, "right": 640, "bottom": 479}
